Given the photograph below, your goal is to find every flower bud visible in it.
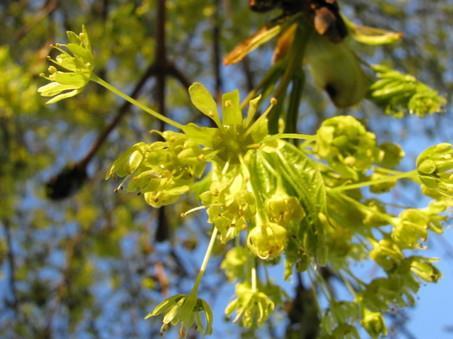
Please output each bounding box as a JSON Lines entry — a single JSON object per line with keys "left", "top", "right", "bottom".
{"left": 409, "top": 257, "right": 441, "bottom": 283}
{"left": 221, "top": 247, "right": 252, "bottom": 281}
{"left": 265, "top": 192, "right": 305, "bottom": 225}
{"left": 370, "top": 239, "right": 403, "bottom": 272}
{"left": 361, "top": 309, "right": 387, "bottom": 337}
{"left": 416, "top": 143, "right": 453, "bottom": 200}
{"left": 377, "top": 142, "right": 405, "bottom": 168}
{"left": 145, "top": 294, "right": 213, "bottom": 336}
{"left": 225, "top": 283, "right": 274, "bottom": 328}
{"left": 369, "top": 171, "right": 397, "bottom": 193}
{"left": 315, "top": 116, "right": 378, "bottom": 177}
{"left": 392, "top": 209, "right": 429, "bottom": 249}
{"left": 247, "top": 222, "right": 287, "bottom": 260}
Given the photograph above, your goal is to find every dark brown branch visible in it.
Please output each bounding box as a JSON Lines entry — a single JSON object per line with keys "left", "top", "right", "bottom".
{"left": 80, "top": 63, "right": 158, "bottom": 167}
{"left": 241, "top": 57, "right": 255, "bottom": 92}
{"left": 212, "top": 0, "right": 224, "bottom": 100}
{"left": 154, "top": 0, "right": 170, "bottom": 242}
{"left": 167, "top": 62, "right": 192, "bottom": 89}
{"left": 45, "top": 0, "right": 193, "bottom": 204}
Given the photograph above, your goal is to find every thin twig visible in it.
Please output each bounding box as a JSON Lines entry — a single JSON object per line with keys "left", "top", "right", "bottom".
{"left": 79, "top": 63, "right": 158, "bottom": 167}
{"left": 16, "top": 0, "right": 59, "bottom": 41}
{"left": 212, "top": 0, "right": 223, "bottom": 100}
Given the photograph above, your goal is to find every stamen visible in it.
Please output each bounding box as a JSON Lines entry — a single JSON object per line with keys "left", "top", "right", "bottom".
{"left": 180, "top": 206, "right": 206, "bottom": 218}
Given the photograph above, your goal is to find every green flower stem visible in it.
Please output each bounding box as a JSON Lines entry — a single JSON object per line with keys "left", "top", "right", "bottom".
{"left": 333, "top": 191, "right": 394, "bottom": 224}
{"left": 339, "top": 272, "right": 358, "bottom": 298}
{"left": 251, "top": 266, "right": 258, "bottom": 292}
{"left": 329, "top": 170, "right": 417, "bottom": 192}
{"left": 285, "top": 70, "right": 305, "bottom": 134}
{"left": 91, "top": 75, "right": 184, "bottom": 130}
{"left": 269, "top": 24, "right": 311, "bottom": 133}
{"left": 276, "top": 133, "right": 316, "bottom": 141}
{"left": 374, "top": 167, "right": 409, "bottom": 175}
{"left": 191, "top": 227, "right": 218, "bottom": 293}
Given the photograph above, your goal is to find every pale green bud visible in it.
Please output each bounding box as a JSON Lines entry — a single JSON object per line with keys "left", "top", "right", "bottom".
{"left": 416, "top": 143, "right": 453, "bottom": 200}
{"left": 361, "top": 309, "right": 387, "bottom": 338}
{"left": 265, "top": 192, "right": 305, "bottom": 225}
{"left": 247, "top": 222, "right": 287, "bottom": 260}
{"left": 370, "top": 239, "right": 403, "bottom": 272}
{"left": 221, "top": 247, "right": 252, "bottom": 281}
{"left": 369, "top": 171, "right": 397, "bottom": 193}
{"left": 409, "top": 257, "right": 441, "bottom": 283}
{"left": 392, "top": 209, "right": 430, "bottom": 249}
{"left": 377, "top": 142, "right": 405, "bottom": 168}
{"left": 315, "top": 116, "right": 379, "bottom": 177}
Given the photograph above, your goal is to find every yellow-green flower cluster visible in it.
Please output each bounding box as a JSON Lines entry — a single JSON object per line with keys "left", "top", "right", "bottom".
{"left": 201, "top": 173, "right": 256, "bottom": 243}
{"left": 38, "top": 26, "right": 94, "bottom": 104}
{"left": 37, "top": 25, "right": 452, "bottom": 339}
{"left": 107, "top": 131, "right": 206, "bottom": 207}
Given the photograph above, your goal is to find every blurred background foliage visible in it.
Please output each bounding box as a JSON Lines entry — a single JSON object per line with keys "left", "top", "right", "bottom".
{"left": 0, "top": 0, "right": 451, "bottom": 337}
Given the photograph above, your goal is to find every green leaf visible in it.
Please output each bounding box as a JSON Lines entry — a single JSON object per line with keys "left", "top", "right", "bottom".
{"left": 223, "top": 24, "right": 281, "bottom": 65}
{"left": 344, "top": 16, "right": 402, "bottom": 45}
{"left": 266, "top": 142, "right": 327, "bottom": 264}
